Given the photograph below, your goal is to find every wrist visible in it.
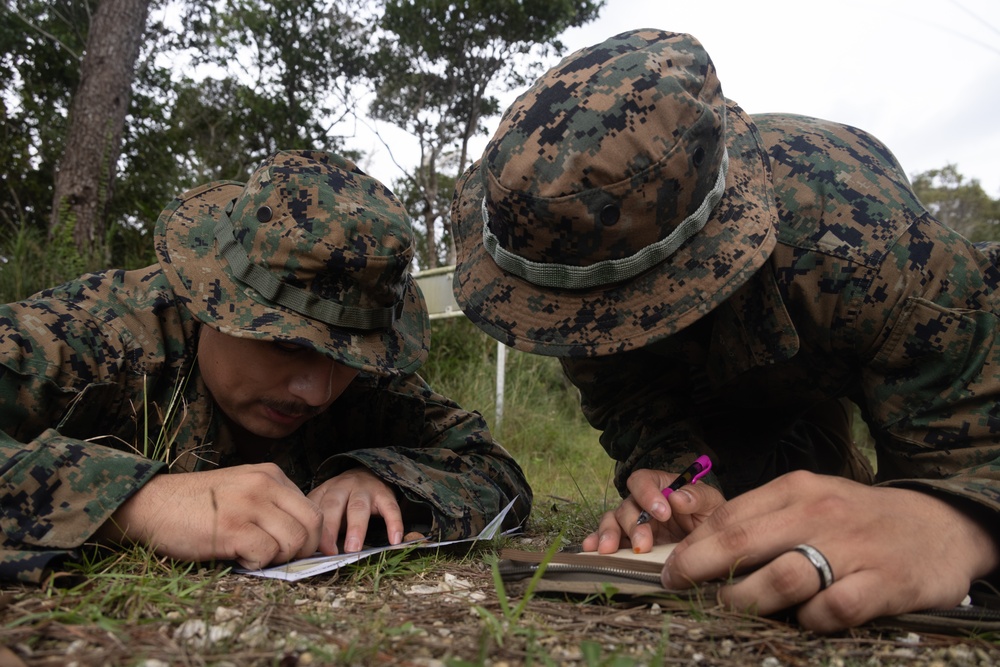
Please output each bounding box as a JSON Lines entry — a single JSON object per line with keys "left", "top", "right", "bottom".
{"left": 93, "top": 474, "right": 165, "bottom": 547}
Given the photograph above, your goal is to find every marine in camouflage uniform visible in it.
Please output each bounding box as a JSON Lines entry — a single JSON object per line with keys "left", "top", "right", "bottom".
{"left": 450, "top": 30, "right": 999, "bottom": 630}
{"left": 0, "top": 150, "right": 530, "bottom": 584}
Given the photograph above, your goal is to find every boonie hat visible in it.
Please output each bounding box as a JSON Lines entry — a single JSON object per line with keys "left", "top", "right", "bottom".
{"left": 156, "top": 149, "right": 428, "bottom": 375}
{"left": 452, "top": 29, "right": 777, "bottom": 357}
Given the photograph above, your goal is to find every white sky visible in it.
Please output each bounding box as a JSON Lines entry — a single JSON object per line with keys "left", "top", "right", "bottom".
{"left": 349, "top": 0, "right": 1000, "bottom": 197}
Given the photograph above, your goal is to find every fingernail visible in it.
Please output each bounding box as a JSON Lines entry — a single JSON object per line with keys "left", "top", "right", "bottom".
{"left": 391, "top": 531, "right": 403, "bottom": 545}
{"left": 652, "top": 502, "right": 667, "bottom": 519}
{"left": 661, "top": 554, "right": 675, "bottom": 587}
{"left": 344, "top": 537, "right": 361, "bottom": 552}
{"left": 599, "top": 532, "right": 612, "bottom": 544}
{"left": 676, "top": 489, "right": 693, "bottom": 503}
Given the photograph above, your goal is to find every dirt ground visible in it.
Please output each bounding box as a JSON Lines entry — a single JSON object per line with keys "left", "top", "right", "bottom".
{"left": 2, "top": 500, "right": 999, "bottom": 666}
{"left": 3, "top": 535, "right": 1000, "bottom": 667}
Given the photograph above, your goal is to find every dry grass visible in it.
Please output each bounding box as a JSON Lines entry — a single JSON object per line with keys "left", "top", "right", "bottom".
{"left": 2, "top": 498, "right": 999, "bottom": 667}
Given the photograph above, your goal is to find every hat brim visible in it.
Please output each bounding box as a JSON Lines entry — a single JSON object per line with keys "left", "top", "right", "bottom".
{"left": 156, "top": 181, "right": 429, "bottom": 376}
{"left": 452, "top": 103, "right": 777, "bottom": 357}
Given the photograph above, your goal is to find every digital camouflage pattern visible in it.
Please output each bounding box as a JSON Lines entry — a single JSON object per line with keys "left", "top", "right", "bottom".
{"left": 451, "top": 31, "right": 1000, "bottom": 522}
{"left": 562, "top": 113, "right": 1000, "bottom": 513}
{"left": 453, "top": 30, "right": 776, "bottom": 357}
{"left": 0, "top": 267, "right": 531, "bottom": 583}
{"left": 0, "top": 150, "right": 531, "bottom": 584}
{"left": 158, "top": 150, "right": 429, "bottom": 376}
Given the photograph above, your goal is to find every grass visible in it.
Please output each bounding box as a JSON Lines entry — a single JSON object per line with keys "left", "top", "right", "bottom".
{"left": 1, "top": 231, "right": 991, "bottom": 665}
{"left": 421, "top": 316, "right": 617, "bottom": 503}
{"left": 6, "top": 505, "right": 997, "bottom": 666}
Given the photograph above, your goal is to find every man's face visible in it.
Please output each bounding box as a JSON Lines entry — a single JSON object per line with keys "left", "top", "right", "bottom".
{"left": 197, "top": 326, "right": 360, "bottom": 439}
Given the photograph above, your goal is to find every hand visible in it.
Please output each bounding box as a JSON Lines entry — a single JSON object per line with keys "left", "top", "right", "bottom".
{"left": 581, "top": 468, "right": 725, "bottom": 554}
{"left": 308, "top": 467, "right": 404, "bottom": 554}
{"left": 96, "top": 463, "right": 324, "bottom": 570}
{"left": 661, "top": 470, "right": 1000, "bottom": 632}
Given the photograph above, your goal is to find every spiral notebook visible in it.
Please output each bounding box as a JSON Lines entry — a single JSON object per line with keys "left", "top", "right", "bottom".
{"left": 497, "top": 542, "right": 1000, "bottom": 634}
{"left": 497, "top": 542, "right": 687, "bottom": 598}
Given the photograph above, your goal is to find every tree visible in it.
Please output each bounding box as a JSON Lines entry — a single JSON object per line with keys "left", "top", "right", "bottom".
{"left": 3, "top": 0, "right": 375, "bottom": 277}
{"left": 1, "top": 0, "right": 95, "bottom": 235}
{"left": 49, "top": 0, "right": 152, "bottom": 259}
{"left": 911, "top": 165, "right": 1000, "bottom": 242}
{"left": 368, "top": 0, "right": 604, "bottom": 269}
{"left": 178, "top": 0, "right": 370, "bottom": 167}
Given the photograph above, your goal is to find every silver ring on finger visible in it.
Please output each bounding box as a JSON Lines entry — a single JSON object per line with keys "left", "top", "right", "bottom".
{"left": 792, "top": 544, "right": 834, "bottom": 591}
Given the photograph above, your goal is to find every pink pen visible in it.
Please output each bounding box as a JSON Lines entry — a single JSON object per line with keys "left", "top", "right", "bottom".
{"left": 635, "top": 455, "right": 713, "bottom": 525}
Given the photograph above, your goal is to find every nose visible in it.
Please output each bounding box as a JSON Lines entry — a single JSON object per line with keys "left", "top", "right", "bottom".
{"left": 288, "top": 355, "right": 358, "bottom": 407}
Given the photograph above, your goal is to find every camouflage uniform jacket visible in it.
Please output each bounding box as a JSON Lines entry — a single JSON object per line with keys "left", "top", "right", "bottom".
{"left": 0, "top": 266, "right": 531, "bottom": 583}
{"left": 562, "top": 113, "right": 1000, "bottom": 520}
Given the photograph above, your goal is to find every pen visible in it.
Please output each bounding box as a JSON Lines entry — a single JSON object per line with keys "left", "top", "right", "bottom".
{"left": 635, "top": 455, "right": 712, "bottom": 525}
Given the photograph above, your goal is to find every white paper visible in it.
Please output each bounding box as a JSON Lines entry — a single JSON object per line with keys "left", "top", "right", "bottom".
{"left": 236, "top": 497, "right": 518, "bottom": 581}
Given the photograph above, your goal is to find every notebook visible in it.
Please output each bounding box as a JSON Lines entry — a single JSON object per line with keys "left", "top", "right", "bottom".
{"left": 497, "top": 543, "right": 692, "bottom": 599}
{"left": 497, "top": 542, "right": 1000, "bottom": 634}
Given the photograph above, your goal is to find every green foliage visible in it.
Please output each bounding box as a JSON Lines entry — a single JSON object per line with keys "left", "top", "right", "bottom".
{"left": 13, "top": 545, "right": 230, "bottom": 628}
{"left": 912, "top": 164, "right": 1000, "bottom": 242}
{"left": 369, "top": 0, "right": 604, "bottom": 268}
{"left": 422, "top": 317, "right": 612, "bottom": 499}
{"left": 471, "top": 534, "right": 563, "bottom": 648}
{"left": 0, "top": 0, "right": 93, "bottom": 234}
{"left": 0, "top": 222, "right": 64, "bottom": 301}
{"left": 345, "top": 544, "right": 432, "bottom": 594}
{"left": 177, "top": 0, "right": 369, "bottom": 158}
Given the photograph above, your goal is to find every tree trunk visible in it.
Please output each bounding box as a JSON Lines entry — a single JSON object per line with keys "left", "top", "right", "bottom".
{"left": 50, "top": 0, "right": 151, "bottom": 258}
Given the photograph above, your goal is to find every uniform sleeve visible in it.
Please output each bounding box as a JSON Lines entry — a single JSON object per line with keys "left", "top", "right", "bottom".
{"left": 0, "top": 294, "right": 165, "bottom": 583}
{"left": 0, "top": 429, "right": 162, "bottom": 584}
{"left": 560, "top": 352, "right": 713, "bottom": 497}
{"left": 312, "top": 373, "right": 532, "bottom": 540}
{"left": 856, "top": 218, "right": 1000, "bottom": 515}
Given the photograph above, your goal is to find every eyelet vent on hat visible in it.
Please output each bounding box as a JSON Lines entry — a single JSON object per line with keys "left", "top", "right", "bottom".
{"left": 256, "top": 205, "right": 273, "bottom": 222}
{"left": 692, "top": 147, "right": 706, "bottom": 167}
{"left": 600, "top": 205, "right": 620, "bottom": 226}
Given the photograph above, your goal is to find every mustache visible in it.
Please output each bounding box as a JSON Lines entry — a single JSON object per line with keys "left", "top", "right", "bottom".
{"left": 260, "top": 399, "right": 322, "bottom": 420}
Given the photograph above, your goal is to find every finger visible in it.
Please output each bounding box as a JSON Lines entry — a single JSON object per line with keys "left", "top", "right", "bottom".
{"left": 268, "top": 491, "right": 325, "bottom": 560}
{"left": 371, "top": 491, "right": 404, "bottom": 545}
{"left": 679, "top": 474, "right": 810, "bottom": 549}
{"left": 668, "top": 483, "right": 723, "bottom": 516}
{"left": 342, "top": 494, "right": 374, "bottom": 553}
{"left": 581, "top": 529, "right": 601, "bottom": 552}
{"left": 235, "top": 466, "right": 325, "bottom": 560}
{"left": 619, "top": 493, "right": 655, "bottom": 552}
{"left": 666, "top": 485, "right": 725, "bottom": 535}
{"left": 715, "top": 549, "right": 828, "bottom": 616}
{"left": 596, "top": 509, "right": 631, "bottom": 554}
{"left": 664, "top": 503, "right": 801, "bottom": 588}
{"left": 309, "top": 491, "right": 344, "bottom": 556}
{"left": 794, "top": 569, "right": 888, "bottom": 633}
{"left": 228, "top": 524, "right": 281, "bottom": 571}
{"left": 307, "top": 485, "right": 344, "bottom": 555}
{"left": 247, "top": 498, "right": 324, "bottom": 563}
{"left": 626, "top": 470, "right": 674, "bottom": 523}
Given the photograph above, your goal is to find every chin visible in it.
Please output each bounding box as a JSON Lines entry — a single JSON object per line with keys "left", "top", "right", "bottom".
{"left": 246, "top": 419, "right": 300, "bottom": 440}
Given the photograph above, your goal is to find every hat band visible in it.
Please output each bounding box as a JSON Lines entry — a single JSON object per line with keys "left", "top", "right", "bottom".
{"left": 481, "top": 148, "right": 729, "bottom": 290}
{"left": 214, "top": 214, "right": 402, "bottom": 330}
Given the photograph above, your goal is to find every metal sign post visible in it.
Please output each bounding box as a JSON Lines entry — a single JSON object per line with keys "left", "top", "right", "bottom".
{"left": 412, "top": 266, "right": 507, "bottom": 429}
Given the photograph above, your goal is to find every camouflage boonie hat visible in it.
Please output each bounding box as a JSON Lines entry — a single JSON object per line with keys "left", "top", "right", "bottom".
{"left": 156, "top": 149, "right": 428, "bottom": 375}
{"left": 452, "top": 29, "right": 777, "bottom": 357}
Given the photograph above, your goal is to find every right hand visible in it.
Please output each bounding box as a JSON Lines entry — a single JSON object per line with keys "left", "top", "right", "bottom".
{"left": 96, "top": 463, "right": 326, "bottom": 570}
{"left": 581, "top": 468, "right": 725, "bottom": 554}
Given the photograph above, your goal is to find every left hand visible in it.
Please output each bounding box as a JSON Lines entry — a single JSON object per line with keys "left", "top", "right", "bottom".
{"left": 661, "top": 470, "right": 1000, "bottom": 632}
{"left": 308, "top": 468, "right": 405, "bottom": 554}
{"left": 581, "top": 468, "right": 725, "bottom": 553}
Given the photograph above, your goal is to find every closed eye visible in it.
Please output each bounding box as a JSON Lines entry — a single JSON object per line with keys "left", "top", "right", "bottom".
{"left": 271, "top": 340, "right": 306, "bottom": 354}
